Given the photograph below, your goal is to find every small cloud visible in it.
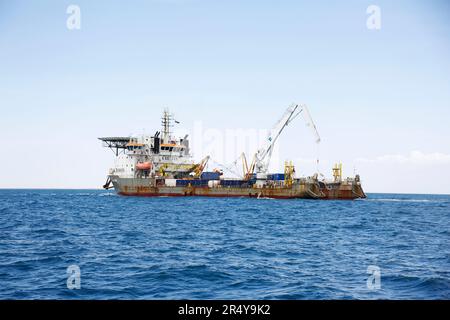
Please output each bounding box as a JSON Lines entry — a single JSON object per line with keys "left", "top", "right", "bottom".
{"left": 356, "top": 151, "right": 450, "bottom": 165}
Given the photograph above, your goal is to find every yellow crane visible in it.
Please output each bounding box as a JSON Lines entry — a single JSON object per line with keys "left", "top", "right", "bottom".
{"left": 190, "top": 156, "right": 210, "bottom": 178}
{"left": 241, "top": 153, "right": 256, "bottom": 181}
{"left": 332, "top": 163, "right": 343, "bottom": 182}
{"left": 158, "top": 163, "right": 169, "bottom": 177}
{"left": 284, "top": 161, "right": 295, "bottom": 187}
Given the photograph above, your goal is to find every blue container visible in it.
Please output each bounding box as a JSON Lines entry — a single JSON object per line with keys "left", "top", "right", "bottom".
{"left": 200, "top": 172, "right": 221, "bottom": 180}
{"left": 176, "top": 179, "right": 209, "bottom": 187}
{"left": 221, "top": 180, "right": 244, "bottom": 187}
{"left": 269, "top": 173, "right": 285, "bottom": 181}
{"left": 176, "top": 179, "right": 190, "bottom": 187}
{"left": 187, "top": 179, "right": 209, "bottom": 187}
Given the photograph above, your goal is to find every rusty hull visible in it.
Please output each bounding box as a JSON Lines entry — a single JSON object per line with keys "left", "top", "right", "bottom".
{"left": 318, "top": 181, "right": 367, "bottom": 200}
{"left": 110, "top": 176, "right": 366, "bottom": 200}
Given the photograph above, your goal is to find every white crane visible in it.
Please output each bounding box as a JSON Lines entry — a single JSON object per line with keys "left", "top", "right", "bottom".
{"left": 252, "top": 103, "right": 321, "bottom": 178}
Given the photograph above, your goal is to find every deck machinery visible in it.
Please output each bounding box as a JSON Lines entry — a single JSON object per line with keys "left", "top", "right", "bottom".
{"left": 99, "top": 105, "right": 366, "bottom": 200}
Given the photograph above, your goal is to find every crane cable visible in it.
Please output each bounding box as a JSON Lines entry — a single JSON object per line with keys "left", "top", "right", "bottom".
{"left": 316, "top": 141, "right": 325, "bottom": 180}
{"left": 209, "top": 156, "right": 242, "bottom": 178}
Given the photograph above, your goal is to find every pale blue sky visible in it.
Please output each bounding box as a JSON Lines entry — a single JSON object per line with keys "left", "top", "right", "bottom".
{"left": 0, "top": 0, "right": 449, "bottom": 193}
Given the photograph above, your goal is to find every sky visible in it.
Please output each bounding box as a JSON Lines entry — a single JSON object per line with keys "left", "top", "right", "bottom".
{"left": 0, "top": 0, "right": 449, "bottom": 193}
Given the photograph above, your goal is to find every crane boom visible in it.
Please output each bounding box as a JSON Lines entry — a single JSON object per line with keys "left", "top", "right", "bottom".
{"left": 191, "top": 155, "right": 210, "bottom": 178}
{"left": 253, "top": 103, "right": 320, "bottom": 176}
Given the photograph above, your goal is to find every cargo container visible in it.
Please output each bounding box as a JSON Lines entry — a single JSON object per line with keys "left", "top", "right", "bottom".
{"left": 165, "top": 179, "right": 176, "bottom": 187}
{"left": 220, "top": 179, "right": 245, "bottom": 187}
{"left": 267, "top": 173, "right": 285, "bottom": 181}
{"left": 200, "top": 172, "right": 221, "bottom": 180}
{"left": 176, "top": 179, "right": 190, "bottom": 187}
{"left": 208, "top": 180, "right": 220, "bottom": 188}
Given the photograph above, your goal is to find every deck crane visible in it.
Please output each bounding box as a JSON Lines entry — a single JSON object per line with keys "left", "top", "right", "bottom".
{"left": 240, "top": 152, "right": 256, "bottom": 180}
{"left": 190, "top": 155, "right": 210, "bottom": 178}
{"left": 251, "top": 103, "right": 321, "bottom": 180}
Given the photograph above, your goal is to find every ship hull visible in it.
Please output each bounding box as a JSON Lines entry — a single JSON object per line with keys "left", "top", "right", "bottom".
{"left": 110, "top": 176, "right": 365, "bottom": 200}
{"left": 318, "top": 181, "right": 367, "bottom": 200}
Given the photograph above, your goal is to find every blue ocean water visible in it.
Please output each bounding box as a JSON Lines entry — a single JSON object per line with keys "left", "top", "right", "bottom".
{"left": 0, "top": 189, "right": 448, "bottom": 300}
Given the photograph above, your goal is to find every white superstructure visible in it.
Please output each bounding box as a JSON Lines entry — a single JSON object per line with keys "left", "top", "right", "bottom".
{"left": 100, "top": 110, "right": 197, "bottom": 180}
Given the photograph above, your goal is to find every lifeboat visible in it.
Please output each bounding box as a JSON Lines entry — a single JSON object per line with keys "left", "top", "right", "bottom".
{"left": 136, "top": 162, "right": 152, "bottom": 170}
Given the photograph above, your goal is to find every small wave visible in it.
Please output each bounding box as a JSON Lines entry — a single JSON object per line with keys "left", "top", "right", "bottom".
{"left": 98, "top": 193, "right": 115, "bottom": 197}
{"left": 384, "top": 274, "right": 450, "bottom": 296}
{"left": 366, "top": 198, "right": 434, "bottom": 203}
{"left": 0, "top": 207, "right": 9, "bottom": 213}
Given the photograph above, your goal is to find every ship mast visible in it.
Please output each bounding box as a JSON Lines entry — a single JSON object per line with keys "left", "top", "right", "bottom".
{"left": 161, "top": 109, "right": 173, "bottom": 143}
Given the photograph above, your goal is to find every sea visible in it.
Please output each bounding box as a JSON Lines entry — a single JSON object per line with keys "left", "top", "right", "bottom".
{"left": 0, "top": 189, "right": 448, "bottom": 300}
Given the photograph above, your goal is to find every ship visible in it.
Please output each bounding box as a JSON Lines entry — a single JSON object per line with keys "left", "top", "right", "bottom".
{"left": 99, "top": 104, "right": 366, "bottom": 200}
